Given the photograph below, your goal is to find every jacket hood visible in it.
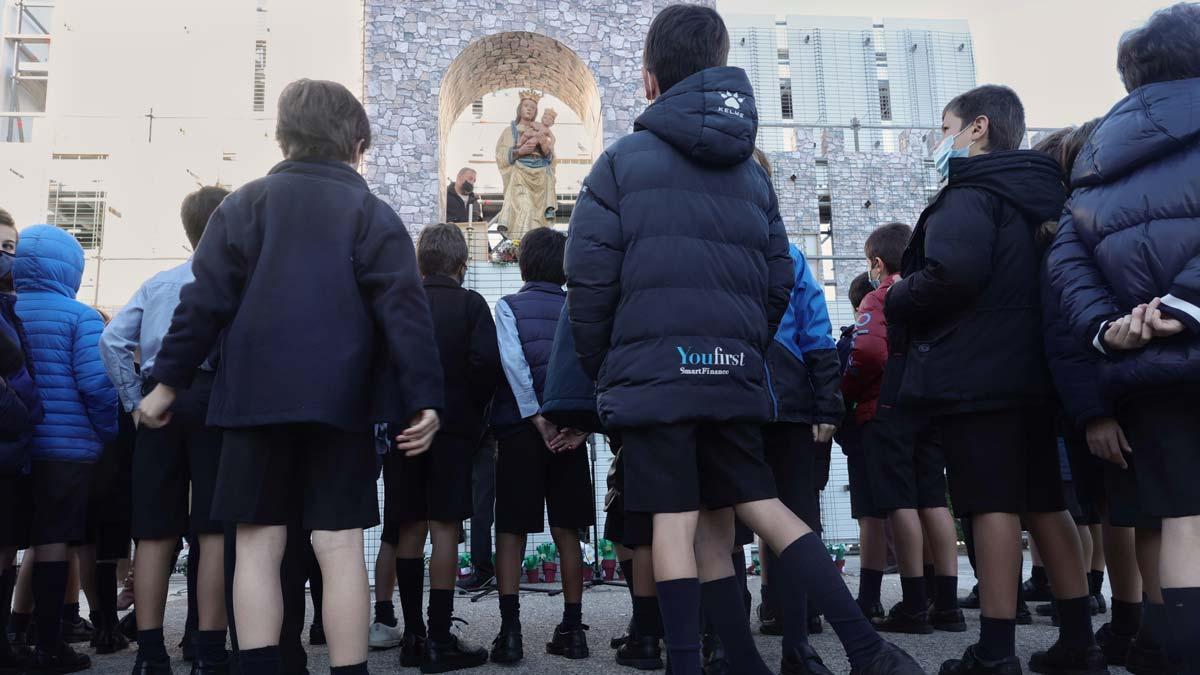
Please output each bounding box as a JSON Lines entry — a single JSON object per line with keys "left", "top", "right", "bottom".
{"left": 1072, "top": 77, "right": 1200, "bottom": 189}
{"left": 634, "top": 66, "right": 758, "bottom": 168}
{"left": 948, "top": 150, "right": 1065, "bottom": 225}
{"left": 14, "top": 225, "right": 85, "bottom": 298}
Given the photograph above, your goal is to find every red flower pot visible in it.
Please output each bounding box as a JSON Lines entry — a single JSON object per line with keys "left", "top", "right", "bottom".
{"left": 543, "top": 562, "right": 558, "bottom": 583}
{"left": 525, "top": 569, "right": 540, "bottom": 583}
{"left": 457, "top": 567, "right": 472, "bottom": 579}
{"left": 582, "top": 566, "right": 594, "bottom": 583}
{"left": 601, "top": 559, "right": 617, "bottom": 581}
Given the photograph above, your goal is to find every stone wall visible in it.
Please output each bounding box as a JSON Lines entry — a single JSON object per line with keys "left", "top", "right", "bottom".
{"left": 364, "top": 0, "right": 715, "bottom": 232}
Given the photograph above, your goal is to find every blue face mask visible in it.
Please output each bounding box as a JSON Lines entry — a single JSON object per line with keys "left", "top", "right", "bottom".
{"left": 934, "top": 126, "right": 974, "bottom": 180}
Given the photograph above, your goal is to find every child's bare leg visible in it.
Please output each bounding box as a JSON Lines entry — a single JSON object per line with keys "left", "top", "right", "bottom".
{"left": 232, "top": 524, "right": 286, "bottom": 650}
{"left": 312, "top": 528, "right": 369, "bottom": 667}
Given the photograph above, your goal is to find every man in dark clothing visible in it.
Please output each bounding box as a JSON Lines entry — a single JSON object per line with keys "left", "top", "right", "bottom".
{"left": 565, "top": 7, "right": 918, "bottom": 675}
{"left": 1047, "top": 6, "right": 1200, "bottom": 671}
{"left": 884, "top": 84, "right": 1101, "bottom": 675}
{"left": 138, "top": 79, "right": 445, "bottom": 675}
{"left": 385, "top": 222, "right": 499, "bottom": 673}
{"left": 446, "top": 168, "right": 482, "bottom": 224}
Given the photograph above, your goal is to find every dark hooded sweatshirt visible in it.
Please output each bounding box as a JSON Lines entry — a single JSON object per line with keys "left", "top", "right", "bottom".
{"left": 564, "top": 66, "right": 794, "bottom": 429}
{"left": 884, "top": 150, "right": 1066, "bottom": 414}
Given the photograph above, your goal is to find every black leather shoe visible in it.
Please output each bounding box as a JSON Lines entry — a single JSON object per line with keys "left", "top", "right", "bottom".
{"left": 190, "top": 651, "right": 231, "bottom": 675}
{"left": 421, "top": 633, "right": 488, "bottom": 673}
{"left": 808, "top": 614, "right": 824, "bottom": 635}
{"left": 308, "top": 620, "right": 327, "bottom": 647}
{"left": 1029, "top": 641, "right": 1108, "bottom": 675}
{"left": 860, "top": 600, "right": 886, "bottom": 621}
{"left": 1022, "top": 578, "right": 1054, "bottom": 603}
{"left": 93, "top": 622, "right": 130, "bottom": 655}
{"left": 960, "top": 585, "right": 981, "bottom": 610}
{"left": 782, "top": 644, "right": 834, "bottom": 675}
{"left": 759, "top": 602, "right": 783, "bottom": 636}
{"left": 119, "top": 610, "right": 138, "bottom": 642}
{"left": 939, "top": 644, "right": 1022, "bottom": 675}
{"left": 1094, "top": 624, "right": 1134, "bottom": 667}
{"left": 131, "top": 650, "right": 172, "bottom": 675}
{"left": 28, "top": 643, "right": 90, "bottom": 674}
{"left": 1016, "top": 600, "right": 1033, "bottom": 625}
{"left": 872, "top": 602, "right": 934, "bottom": 635}
{"left": 455, "top": 572, "right": 495, "bottom": 593}
{"left": 851, "top": 641, "right": 924, "bottom": 675}
{"left": 616, "top": 632, "right": 663, "bottom": 670}
{"left": 546, "top": 623, "right": 589, "bottom": 660}
{"left": 490, "top": 630, "right": 523, "bottom": 664}
{"left": 1125, "top": 635, "right": 1179, "bottom": 675}
{"left": 702, "top": 633, "right": 730, "bottom": 675}
{"left": 61, "top": 613, "right": 92, "bottom": 645}
{"left": 931, "top": 608, "right": 968, "bottom": 632}
{"left": 400, "top": 632, "right": 427, "bottom": 668}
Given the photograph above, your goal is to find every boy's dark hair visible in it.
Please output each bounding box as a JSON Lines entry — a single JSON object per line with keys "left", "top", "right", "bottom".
{"left": 864, "top": 222, "right": 912, "bottom": 275}
{"left": 417, "top": 223, "right": 469, "bottom": 278}
{"left": 643, "top": 4, "right": 729, "bottom": 94}
{"left": 849, "top": 273, "right": 873, "bottom": 311}
{"left": 276, "top": 79, "right": 372, "bottom": 163}
{"left": 1118, "top": 3, "right": 1200, "bottom": 92}
{"left": 180, "top": 186, "right": 230, "bottom": 248}
{"left": 944, "top": 85, "right": 1026, "bottom": 153}
{"left": 1034, "top": 118, "right": 1101, "bottom": 186}
{"left": 518, "top": 227, "right": 566, "bottom": 285}
{"left": 0, "top": 207, "right": 12, "bottom": 229}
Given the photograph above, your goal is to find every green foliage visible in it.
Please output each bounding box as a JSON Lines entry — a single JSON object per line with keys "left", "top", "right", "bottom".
{"left": 523, "top": 554, "right": 541, "bottom": 570}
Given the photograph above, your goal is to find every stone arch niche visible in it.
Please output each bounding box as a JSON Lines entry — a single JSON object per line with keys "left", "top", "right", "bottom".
{"left": 436, "top": 31, "right": 602, "bottom": 221}
{"left": 363, "top": 0, "right": 715, "bottom": 232}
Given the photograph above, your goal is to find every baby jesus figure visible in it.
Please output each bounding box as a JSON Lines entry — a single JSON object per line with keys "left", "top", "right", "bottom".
{"left": 516, "top": 108, "right": 557, "bottom": 158}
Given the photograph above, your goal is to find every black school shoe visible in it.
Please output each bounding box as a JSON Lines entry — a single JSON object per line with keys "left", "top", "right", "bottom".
{"left": 759, "top": 602, "right": 783, "bottom": 636}
{"left": 1028, "top": 640, "right": 1108, "bottom": 675}
{"left": 421, "top": 633, "right": 488, "bottom": 674}
{"left": 809, "top": 614, "right": 824, "bottom": 635}
{"left": 489, "top": 629, "right": 523, "bottom": 664}
{"left": 1022, "top": 578, "right": 1054, "bottom": 603}
{"left": 27, "top": 643, "right": 91, "bottom": 675}
{"left": 61, "top": 611, "right": 92, "bottom": 645}
{"left": 931, "top": 608, "right": 968, "bottom": 632}
{"left": 190, "top": 650, "right": 232, "bottom": 675}
{"left": 400, "top": 632, "right": 427, "bottom": 668}
{"left": 860, "top": 600, "right": 886, "bottom": 621}
{"left": 1094, "top": 624, "right": 1134, "bottom": 667}
{"left": 1016, "top": 600, "right": 1033, "bottom": 626}
{"left": 1125, "top": 636, "right": 1180, "bottom": 675}
{"left": 455, "top": 572, "right": 495, "bottom": 593}
{"left": 872, "top": 603, "right": 934, "bottom": 635}
{"left": 782, "top": 644, "right": 834, "bottom": 675}
{"left": 546, "top": 623, "right": 589, "bottom": 660}
{"left": 131, "top": 649, "right": 172, "bottom": 675}
{"left": 850, "top": 641, "right": 924, "bottom": 675}
{"left": 615, "top": 630, "right": 663, "bottom": 671}
{"left": 939, "top": 645, "right": 1022, "bottom": 675}
{"left": 960, "top": 585, "right": 981, "bottom": 610}
{"left": 701, "top": 633, "right": 731, "bottom": 675}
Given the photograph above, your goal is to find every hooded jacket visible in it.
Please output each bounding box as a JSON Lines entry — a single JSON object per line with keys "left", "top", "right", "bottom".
{"left": 885, "top": 151, "right": 1065, "bottom": 414}
{"left": 539, "top": 302, "right": 604, "bottom": 434}
{"left": 0, "top": 286, "right": 44, "bottom": 473}
{"left": 766, "top": 245, "right": 842, "bottom": 425}
{"left": 842, "top": 273, "right": 896, "bottom": 424}
{"left": 1048, "top": 77, "right": 1200, "bottom": 403}
{"left": 564, "top": 66, "right": 794, "bottom": 429}
{"left": 14, "top": 225, "right": 118, "bottom": 461}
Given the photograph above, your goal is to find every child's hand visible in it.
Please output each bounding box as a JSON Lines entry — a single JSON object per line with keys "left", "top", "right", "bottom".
{"left": 1145, "top": 297, "right": 1185, "bottom": 338}
{"left": 812, "top": 423, "right": 836, "bottom": 444}
{"left": 552, "top": 428, "right": 588, "bottom": 453}
{"left": 531, "top": 414, "right": 560, "bottom": 450}
{"left": 1085, "top": 416, "right": 1130, "bottom": 469}
{"left": 1102, "top": 305, "right": 1153, "bottom": 351}
{"left": 395, "top": 409, "right": 439, "bottom": 457}
{"left": 136, "top": 384, "right": 176, "bottom": 429}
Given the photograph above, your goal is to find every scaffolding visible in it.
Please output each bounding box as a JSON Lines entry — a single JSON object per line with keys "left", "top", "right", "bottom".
{"left": 2, "top": 0, "right": 51, "bottom": 143}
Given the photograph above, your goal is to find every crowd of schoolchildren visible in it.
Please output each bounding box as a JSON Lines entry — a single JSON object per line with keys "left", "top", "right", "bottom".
{"left": 2, "top": 3, "right": 1200, "bottom": 675}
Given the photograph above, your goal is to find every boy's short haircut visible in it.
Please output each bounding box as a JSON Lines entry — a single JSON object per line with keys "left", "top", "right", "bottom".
{"left": 944, "top": 85, "right": 1026, "bottom": 153}
{"left": 417, "top": 223, "right": 469, "bottom": 278}
{"left": 1118, "top": 2, "right": 1200, "bottom": 92}
{"left": 0, "top": 207, "right": 12, "bottom": 228}
{"left": 643, "top": 4, "right": 729, "bottom": 94}
{"left": 275, "top": 79, "right": 372, "bottom": 163}
{"left": 518, "top": 226, "right": 566, "bottom": 285}
{"left": 864, "top": 222, "right": 912, "bottom": 276}
{"left": 849, "top": 272, "right": 873, "bottom": 310}
{"left": 180, "top": 186, "right": 230, "bottom": 248}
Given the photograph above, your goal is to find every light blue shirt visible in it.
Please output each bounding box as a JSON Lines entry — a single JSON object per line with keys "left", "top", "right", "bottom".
{"left": 494, "top": 297, "right": 541, "bottom": 419}
{"left": 100, "top": 260, "right": 209, "bottom": 412}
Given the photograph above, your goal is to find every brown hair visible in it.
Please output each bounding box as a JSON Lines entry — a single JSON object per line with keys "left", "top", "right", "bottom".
{"left": 275, "top": 79, "right": 371, "bottom": 163}
{"left": 752, "top": 148, "right": 772, "bottom": 177}
{"left": 417, "top": 223, "right": 469, "bottom": 279}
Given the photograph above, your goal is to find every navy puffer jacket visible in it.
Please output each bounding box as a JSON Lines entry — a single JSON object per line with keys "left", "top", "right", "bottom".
{"left": 539, "top": 303, "right": 603, "bottom": 434}
{"left": 1048, "top": 78, "right": 1200, "bottom": 403}
{"left": 565, "top": 66, "right": 793, "bottom": 429}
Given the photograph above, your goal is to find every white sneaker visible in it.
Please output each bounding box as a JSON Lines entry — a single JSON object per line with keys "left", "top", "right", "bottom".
{"left": 368, "top": 621, "right": 403, "bottom": 649}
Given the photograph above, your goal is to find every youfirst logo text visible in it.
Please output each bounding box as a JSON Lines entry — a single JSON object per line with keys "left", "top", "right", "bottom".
{"left": 676, "top": 346, "right": 745, "bottom": 376}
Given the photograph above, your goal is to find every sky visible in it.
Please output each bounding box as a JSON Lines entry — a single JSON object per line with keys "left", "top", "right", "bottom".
{"left": 716, "top": 0, "right": 1175, "bottom": 128}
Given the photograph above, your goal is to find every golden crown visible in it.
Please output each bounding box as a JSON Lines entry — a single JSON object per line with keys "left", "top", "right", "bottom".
{"left": 518, "top": 89, "right": 543, "bottom": 104}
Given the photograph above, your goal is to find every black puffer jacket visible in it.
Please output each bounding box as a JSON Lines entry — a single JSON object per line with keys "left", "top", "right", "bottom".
{"left": 885, "top": 151, "right": 1065, "bottom": 414}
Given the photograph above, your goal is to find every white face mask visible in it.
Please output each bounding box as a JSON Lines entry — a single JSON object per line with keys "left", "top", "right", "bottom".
{"left": 934, "top": 125, "right": 975, "bottom": 180}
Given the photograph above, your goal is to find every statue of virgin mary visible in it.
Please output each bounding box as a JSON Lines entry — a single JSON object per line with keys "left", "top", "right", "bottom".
{"left": 492, "top": 89, "right": 557, "bottom": 241}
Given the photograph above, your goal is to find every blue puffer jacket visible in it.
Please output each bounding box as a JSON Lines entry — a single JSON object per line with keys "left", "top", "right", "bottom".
{"left": 1048, "top": 77, "right": 1200, "bottom": 403}
{"left": 766, "top": 245, "right": 843, "bottom": 425}
{"left": 565, "top": 66, "right": 794, "bottom": 429}
{"left": 15, "top": 225, "right": 119, "bottom": 461}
